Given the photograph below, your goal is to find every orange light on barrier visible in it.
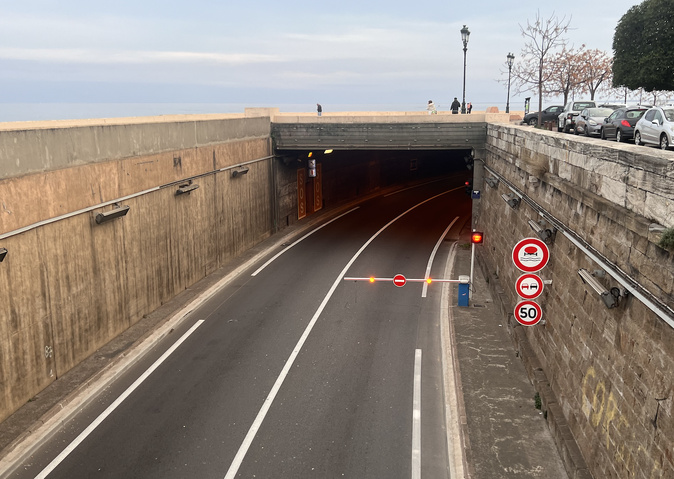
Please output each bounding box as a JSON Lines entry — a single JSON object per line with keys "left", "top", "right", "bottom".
{"left": 471, "top": 231, "right": 484, "bottom": 244}
{"left": 369, "top": 277, "right": 375, "bottom": 283}
{"left": 426, "top": 278, "right": 432, "bottom": 284}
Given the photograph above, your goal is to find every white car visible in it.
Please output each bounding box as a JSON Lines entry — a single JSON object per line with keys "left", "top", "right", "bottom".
{"left": 634, "top": 106, "right": 674, "bottom": 150}
{"left": 557, "top": 100, "right": 596, "bottom": 133}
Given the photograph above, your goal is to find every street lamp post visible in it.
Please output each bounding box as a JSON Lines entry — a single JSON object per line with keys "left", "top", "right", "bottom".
{"left": 506, "top": 52, "right": 515, "bottom": 113}
{"left": 460, "top": 25, "right": 470, "bottom": 114}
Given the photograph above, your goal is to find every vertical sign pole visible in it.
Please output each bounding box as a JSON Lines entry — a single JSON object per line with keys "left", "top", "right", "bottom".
{"left": 470, "top": 241, "right": 476, "bottom": 293}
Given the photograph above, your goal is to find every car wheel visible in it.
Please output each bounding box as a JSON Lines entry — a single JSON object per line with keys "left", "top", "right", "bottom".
{"left": 616, "top": 130, "right": 623, "bottom": 143}
{"left": 563, "top": 124, "right": 570, "bottom": 133}
{"left": 584, "top": 126, "right": 590, "bottom": 137}
{"left": 634, "top": 131, "right": 643, "bottom": 145}
{"left": 660, "top": 134, "right": 670, "bottom": 150}
{"left": 528, "top": 118, "right": 537, "bottom": 126}
{"left": 600, "top": 129, "right": 606, "bottom": 140}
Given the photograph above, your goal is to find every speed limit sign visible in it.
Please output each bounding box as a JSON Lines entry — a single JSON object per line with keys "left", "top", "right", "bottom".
{"left": 514, "top": 301, "right": 543, "bottom": 326}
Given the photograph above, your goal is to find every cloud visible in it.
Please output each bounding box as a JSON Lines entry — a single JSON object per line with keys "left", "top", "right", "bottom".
{"left": 0, "top": 48, "right": 283, "bottom": 65}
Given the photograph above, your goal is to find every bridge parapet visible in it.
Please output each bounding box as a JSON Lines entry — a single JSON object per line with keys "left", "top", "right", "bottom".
{"left": 271, "top": 113, "right": 510, "bottom": 150}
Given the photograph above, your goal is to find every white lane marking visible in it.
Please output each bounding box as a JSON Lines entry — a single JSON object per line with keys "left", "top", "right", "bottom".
{"left": 384, "top": 178, "right": 452, "bottom": 197}
{"left": 34, "top": 320, "right": 205, "bottom": 479}
{"left": 251, "top": 207, "right": 359, "bottom": 276}
{"left": 440, "top": 243, "right": 466, "bottom": 478}
{"left": 412, "top": 349, "right": 422, "bottom": 479}
{"left": 421, "top": 216, "right": 460, "bottom": 298}
{"left": 224, "top": 188, "right": 458, "bottom": 479}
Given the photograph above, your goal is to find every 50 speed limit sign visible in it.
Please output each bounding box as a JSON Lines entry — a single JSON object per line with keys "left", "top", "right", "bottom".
{"left": 514, "top": 301, "right": 543, "bottom": 326}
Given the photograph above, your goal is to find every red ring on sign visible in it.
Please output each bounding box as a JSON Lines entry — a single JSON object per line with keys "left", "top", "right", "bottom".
{"left": 515, "top": 274, "right": 544, "bottom": 299}
{"left": 514, "top": 301, "right": 542, "bottom": 326}
{"left": 512, "top": 238, "right": 550, "bottom": 273}
{"left": 393, "top": 274, "right": 406, "bottom": 287}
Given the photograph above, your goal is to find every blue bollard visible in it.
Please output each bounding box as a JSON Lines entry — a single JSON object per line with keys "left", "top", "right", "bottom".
{"left": 458, "top": 283, "right": 470, "bottom": 307}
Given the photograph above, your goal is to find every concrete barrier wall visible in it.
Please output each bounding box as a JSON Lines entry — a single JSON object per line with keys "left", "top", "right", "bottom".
{"left": 0, "top": 116, "right": 274, "bottom": 423}
{"left": 478, "top": 124, "right": 674, "bottom": 478}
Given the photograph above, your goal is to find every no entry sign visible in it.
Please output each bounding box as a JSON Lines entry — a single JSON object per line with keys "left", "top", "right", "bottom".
{"left": 393, "top": 274, "right": 407, "bottom": 287}
{"left": 512, "top": 238, "right": 550, "bottom": 273}
{"left": 514, "top": 301, "right": 543, "bottom": 326}
{"left": 515, "top": 274, "right": 544, "bottom": 300}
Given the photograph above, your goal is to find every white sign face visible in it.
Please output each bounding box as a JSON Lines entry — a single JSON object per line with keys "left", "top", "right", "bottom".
{"left": 514, "top": 301, "right": 543, "bottom": 326}
{"left": 512, "top": 238, "right": 550, "bottom": 273}
{"left": 515, "top": 274, "right": 544, "bottom": 300}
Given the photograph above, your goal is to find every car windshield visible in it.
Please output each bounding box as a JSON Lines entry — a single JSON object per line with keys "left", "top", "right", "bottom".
{"left": 663, "top": 109, "right": 674, "bottom": 122}
{"left": 589, "top": 108, "right": 613, "bottom": 117}
{"left": 573, "top": 102, "right": 595, "bottom": 110}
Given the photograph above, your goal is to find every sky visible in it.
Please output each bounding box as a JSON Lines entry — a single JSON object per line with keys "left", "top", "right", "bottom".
{"left": 0, "top": 0, "right": 645, "bottom": 117}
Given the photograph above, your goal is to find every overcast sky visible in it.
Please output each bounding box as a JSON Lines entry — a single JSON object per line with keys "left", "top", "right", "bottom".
{"left": 0, "top": 0, "right": 644, "bottom": 113}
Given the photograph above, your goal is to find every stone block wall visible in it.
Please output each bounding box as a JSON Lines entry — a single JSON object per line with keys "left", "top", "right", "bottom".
{"left": 477, "top": 124, "right": 674, "bottom": 478}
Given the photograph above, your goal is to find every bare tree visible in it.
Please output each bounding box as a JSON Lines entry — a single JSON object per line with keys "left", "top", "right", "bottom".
{"left": 511, "top": 11, "right": 571, "bottom": 126}
{"left": 545, "top": 46, "right": 586, "bottom": 105}
{"left": 576, "top": 48, "right": 613, "bottom": 100}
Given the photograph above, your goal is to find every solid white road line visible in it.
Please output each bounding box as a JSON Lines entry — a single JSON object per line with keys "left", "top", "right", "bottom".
{"left": 224, "top": 189, "right": 457, "bottom": 479}
{"left": 440, "top": 243, "right": 466, "bottom": 479}
{"left": 35, "top": 320, "right": 205, "bottom": 479}
{"left": 422, "top": 216, "right": 460, "bottom": 298}
{"left": 412, "top": 349, "right": 422, "bottom": 479}
{"left": 251, "top": 207, "right": 359, "bottom": 276}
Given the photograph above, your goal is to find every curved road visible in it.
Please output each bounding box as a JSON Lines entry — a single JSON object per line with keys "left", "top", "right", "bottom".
{"left": 9, "top": 176, "right": 472, "bottom": 479}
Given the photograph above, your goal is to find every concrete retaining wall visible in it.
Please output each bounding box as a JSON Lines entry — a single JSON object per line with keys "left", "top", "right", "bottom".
{"left": 0, "top": 115, "right": 275, "bottom": 423}
{"left": 478, "top": 124, "right": 674, "bottom": 478}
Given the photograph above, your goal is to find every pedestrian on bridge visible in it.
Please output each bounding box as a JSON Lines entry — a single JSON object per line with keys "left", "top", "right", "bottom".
{"left": 451, "top": 97, "right": 461, "bottom": 114}
{"left": 317, "top": 103, "right": 322, "bottom": 116}
{"left": 427, "top": 100, "right": 437, "bottom": 115}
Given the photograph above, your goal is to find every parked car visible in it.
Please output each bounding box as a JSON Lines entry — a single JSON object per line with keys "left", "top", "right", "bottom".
{"left": 634, "top": 106, "right": 674, "bottom": 150}
{"left": 522, "top": 105, "right": 564, "bottom": 126}
{"left": 598, "top": 103, "right": 627, "bottom": 110}
{"left": 558, "top": 101, "right": 597, "bottom": 133}
{"left": 599, "top": 106, "right": 649, "bottom": 142}
{"left": 574, "top": 107, "right": 614, "bottom": 136}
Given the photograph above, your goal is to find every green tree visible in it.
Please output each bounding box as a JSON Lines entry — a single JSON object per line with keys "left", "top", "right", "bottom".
{"left": 613, "top": 0, "right": 674, "bottom": 92}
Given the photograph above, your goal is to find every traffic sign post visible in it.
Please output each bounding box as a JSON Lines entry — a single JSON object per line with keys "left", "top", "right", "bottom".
{"left": 512, "top": 237, "right": 550, "bottom": 273}
{"left": 514, "top": 301, "right": 543, "bottom": 326}
{"left": 515, "top": 274, "right": 544, "bottom": 300}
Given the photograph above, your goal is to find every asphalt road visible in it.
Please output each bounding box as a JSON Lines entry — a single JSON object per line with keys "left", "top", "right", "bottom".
{"left": 9, "top": 177, "right": 472, "bottom": 479}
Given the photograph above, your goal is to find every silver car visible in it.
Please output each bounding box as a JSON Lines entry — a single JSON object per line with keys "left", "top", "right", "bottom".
{"left": 634, "top": 107, "right": 674, "bottom": 150}
{"left": 574, "top": 108, "right": 614, "bottom": 136}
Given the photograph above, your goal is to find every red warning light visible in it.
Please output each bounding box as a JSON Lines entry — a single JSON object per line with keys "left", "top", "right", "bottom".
{"left": 471, "top": 231, "right": 484, "bottom": 244}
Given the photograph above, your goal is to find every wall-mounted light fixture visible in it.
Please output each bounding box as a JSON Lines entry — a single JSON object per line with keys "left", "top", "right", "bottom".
{"left": 501, "top": 193, "right": 521, "bottom": 209}
{"left": 577, "top": 268, "right": 625, "bottom": 309}
{"left": 485, "top": 177, "right": 499, "bottom": 188}
{"left": 95, "top": 205, "right": 130, "bottom": 224}
{"left": 0, "top": 247, "right": 7, "bottom": 262}
{"left": 176, "top": 181, "right": 199, "bottom": 195}
{"left": 231, "top": 167, "right": 249, "bottom": 178}
{"left": 528, "top": 219, "right": 556, "bottom": 244}
{"left": 324, "top": 149, "right": 333, "bottom": 154}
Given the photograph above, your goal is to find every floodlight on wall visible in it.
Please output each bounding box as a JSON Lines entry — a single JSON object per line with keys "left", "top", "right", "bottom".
{"left": 95, "top": 205, "right": 130, "bottom": 224}
{"left": 0, "top": 247, "right": 7, "bottom": 262}
{"left": 528, "top": 219, "right": 556, "bottom": 244}
{"left": 176, "top": 181, "right": 199, "bottom": 195}
{"left": 485, "top": 177, "right": 499, "bottom": 188}
{"left": 501, "top": 193, "right": 520, "bottom": 209}
{"left": 231, "top": 167, "right": 249, "bottom": 178}
{"left": 577, "top": 268, "right": 620, "bottom": 309}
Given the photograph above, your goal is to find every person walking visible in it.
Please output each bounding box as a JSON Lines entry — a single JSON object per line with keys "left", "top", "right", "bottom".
{"left": 451, "top": 97, "right": 461, "bottom": 114}
{"left": 317, "top": 103, "right": 322, "bottom": 116}
{"left": 467, "top": 102, "right": 473, "bottom": 114}
{"left": 427, "top": 100, "right": 437, "bottom": 115}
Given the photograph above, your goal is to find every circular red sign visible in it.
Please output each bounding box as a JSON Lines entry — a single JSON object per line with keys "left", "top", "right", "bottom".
{"left": 512, "top": 238, "right": 550, "bottom": 273}
{"left": 515, "top": 274, "right": 544, "bottom": 299}
{"left": 514, "top": 301, "right": 543, "bottom": 326}
{"left": 393, "top": 274, "right": 406, "bottom": 287}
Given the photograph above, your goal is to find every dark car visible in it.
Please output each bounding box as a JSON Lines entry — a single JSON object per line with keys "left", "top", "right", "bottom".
{"left": 600, "top": 106, "right": 649, "bottom": 142}
{"left": 522, "top": 105, "right": 564, "bottom": 126}
{"left": 574, "top": 107, "right": 614, "bottom": 136}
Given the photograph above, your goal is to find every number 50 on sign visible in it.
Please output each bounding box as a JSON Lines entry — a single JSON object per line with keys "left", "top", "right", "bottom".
{"left": 514, "top": 300, "right": 542, "bottom": 326}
